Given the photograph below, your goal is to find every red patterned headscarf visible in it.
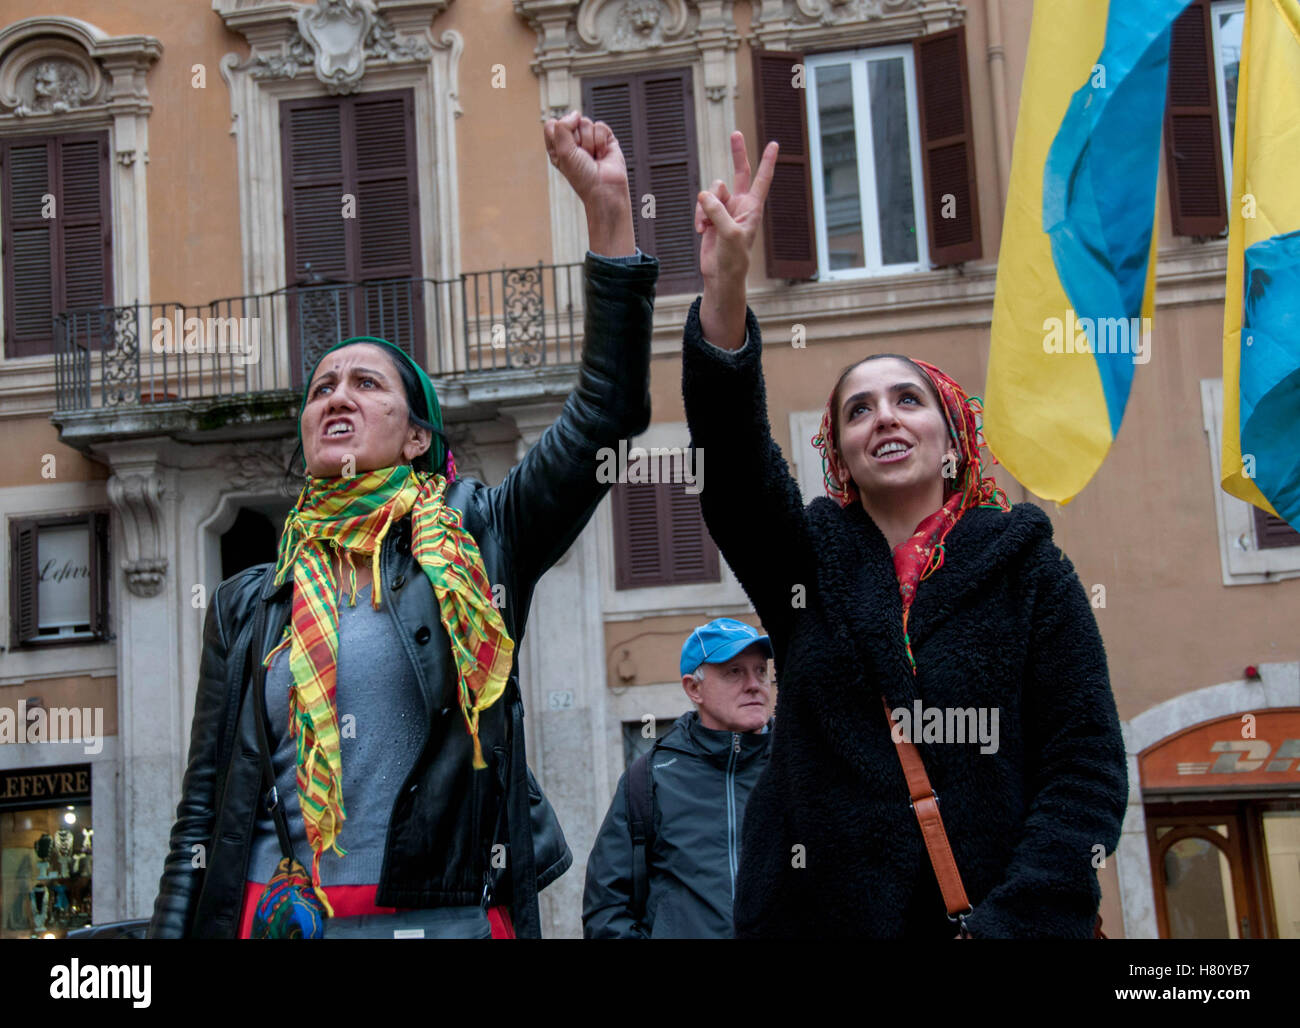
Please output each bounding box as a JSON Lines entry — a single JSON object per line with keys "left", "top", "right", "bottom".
{"left": 811, "top": 356, "right": 1011, "bottom": 672}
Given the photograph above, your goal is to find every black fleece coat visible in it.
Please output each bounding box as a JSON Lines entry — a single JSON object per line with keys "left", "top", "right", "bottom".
{"left": 681, "top": 300, "right": 1128, "bottom": 939}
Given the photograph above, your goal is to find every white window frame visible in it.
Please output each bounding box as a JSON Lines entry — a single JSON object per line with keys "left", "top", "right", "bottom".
{"left": 1211, "top": 0, "right": 1245, "bottom": 193}
{"left": 805, "top": 46, "right": 930, "bottom": 282}
{"left": 1200, "top": 378, "right": 1300, "bottom": 585}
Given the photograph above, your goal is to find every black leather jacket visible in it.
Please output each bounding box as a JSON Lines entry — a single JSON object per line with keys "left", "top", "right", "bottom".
{"left": 148, "top": 252, "right": 659, "bottom": 938}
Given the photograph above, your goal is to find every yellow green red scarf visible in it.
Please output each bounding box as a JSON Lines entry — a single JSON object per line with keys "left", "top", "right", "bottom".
{"left": 264, "top": 464, "right": 513, "bottom": 912}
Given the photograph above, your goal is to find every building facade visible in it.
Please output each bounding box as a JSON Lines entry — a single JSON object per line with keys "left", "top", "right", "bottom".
{"left": 0, "top": 0, "right": 1295, "bottom": 939}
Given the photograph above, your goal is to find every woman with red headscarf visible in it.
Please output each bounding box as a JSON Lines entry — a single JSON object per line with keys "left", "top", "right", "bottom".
{"left": 680, "top": 133, "right": 1127, "bottom": 939}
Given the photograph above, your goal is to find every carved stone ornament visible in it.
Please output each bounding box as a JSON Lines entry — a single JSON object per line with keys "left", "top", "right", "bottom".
{"left": 215, "top": 441, "right": 298, "bottom": 493}
{"left": 242, "top": 0, "right": 434, "bottom": 94}
{"left": 106, "top": 471, "right": 169, "bottom": 598}
{"left": 0, "top": 39, "right": 104, "bottom": 117}
{"left": 792, "top": 0, "right": 921, "bottom": 22}
{"left": 576, "top": 0, "right": 691, "bottom": 53}
{"left": 0, "top": 19, "right": 160, "bottom": 122}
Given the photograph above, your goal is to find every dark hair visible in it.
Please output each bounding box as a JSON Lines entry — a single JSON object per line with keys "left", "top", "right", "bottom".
{"left": 282, "top": 342, "right": 443, "bottom": 489}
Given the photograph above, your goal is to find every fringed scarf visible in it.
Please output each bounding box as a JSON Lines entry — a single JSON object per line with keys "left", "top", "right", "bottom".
{"left": 811, "top": 358, "right": 1011, "bottom": 673}
{"left": 264, "top": 464, "right": 513, "bottom": 912}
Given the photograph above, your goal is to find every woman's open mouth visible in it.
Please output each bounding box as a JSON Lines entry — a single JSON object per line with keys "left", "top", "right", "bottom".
{"left": 323, "top": 419, "right": 355, "bottom": 440}
{"left": 872, "top": 441, "right": 913, "bottom": 463}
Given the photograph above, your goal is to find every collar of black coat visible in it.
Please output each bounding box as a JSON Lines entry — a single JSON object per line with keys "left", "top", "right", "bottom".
{"left": 805, "top": 497, "right": 1054, "bottom": 712}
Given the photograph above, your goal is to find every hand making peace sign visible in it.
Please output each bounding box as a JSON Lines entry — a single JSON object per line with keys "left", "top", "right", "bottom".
{"left": 695, "top": 131, "right": 779, "bottom": 349}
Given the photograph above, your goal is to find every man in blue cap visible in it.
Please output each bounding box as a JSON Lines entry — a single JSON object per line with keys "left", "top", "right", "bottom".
{"left": 583, "top": 618, "right": 774, "bottom": 938}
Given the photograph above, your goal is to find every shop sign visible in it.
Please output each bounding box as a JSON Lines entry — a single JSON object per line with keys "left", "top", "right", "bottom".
{"left": 1140, "top": 709, "right": 1300, "bottom": 791}
{"left": 0, "top": 764, "right": 91, "bottom": 804}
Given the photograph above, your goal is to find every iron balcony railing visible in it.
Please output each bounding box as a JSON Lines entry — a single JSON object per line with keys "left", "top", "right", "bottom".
{"left": 54, "top": 262, "right": 585, "bottom": 412}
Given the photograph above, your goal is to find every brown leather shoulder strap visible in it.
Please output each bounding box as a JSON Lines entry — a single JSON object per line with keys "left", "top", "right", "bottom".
{"left": 882, "top": 698, "right": 972, "bottom": 922}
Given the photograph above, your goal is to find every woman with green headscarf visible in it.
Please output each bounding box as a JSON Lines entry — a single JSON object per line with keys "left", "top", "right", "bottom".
{"left": 149, "top": 112, "right": 659, "bottom": 939}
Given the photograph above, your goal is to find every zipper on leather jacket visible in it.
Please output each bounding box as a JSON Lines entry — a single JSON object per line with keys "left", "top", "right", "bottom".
{"left": 726, "top": 734, "right": 739, "bottom": 901}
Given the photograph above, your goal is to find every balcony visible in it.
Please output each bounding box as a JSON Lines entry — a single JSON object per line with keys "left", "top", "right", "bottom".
{"left": 51, "top": 262, "right": 587, "bottom": 449}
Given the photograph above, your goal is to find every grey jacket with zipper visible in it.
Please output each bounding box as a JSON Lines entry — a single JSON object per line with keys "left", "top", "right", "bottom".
{"left": 582, "top": 710, "right": 772, "bottom": 939}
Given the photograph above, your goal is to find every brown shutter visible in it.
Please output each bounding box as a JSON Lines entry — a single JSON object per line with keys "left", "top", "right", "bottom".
{"left": 1164, "top": 0, "right": 1228, "bottom": 236}
{"left": 89, "top": 510, "right": 111, "bottom": 639}
{"left": 1, "top": 133, "right": 111, "bottom": 359}
{"left": 282, "top": 90, "right": 422, "bottom": 371}
{"left": 667, "top": 484, "right": 720, "bottom": 582}
{"left": 641, "top": 69, "right": 702, "bottom": 295}
{"left": 283, "top": 99, "right": 349, "bottom": 285}
{"left": 612, "top": 479, "right": 668, "bottom": 589}
{"left": 583, "top": 78, "right": 641, "bottom": 251}
{"left": 353, "top": 91, "right": 422, "bottom": 356}
{"left": 59, "top": 136, "right": 113, "bottom": 316}
{"left": 585, "top": 68, "right": 701, "bottom": 294}
{"left": 10, "top": 519, "right": 38, "bottom": 646}
{"left": 612, "top": 470, "right": 720, "bottom": 590}
{"left": 913, "top": 27, "right": 982, "bottom": 266}
{"left": 752, "top": 49, "right": 817, "bottom": 280}
{"left": 1254, "top": 506, "right": 1300, "bottom": 550}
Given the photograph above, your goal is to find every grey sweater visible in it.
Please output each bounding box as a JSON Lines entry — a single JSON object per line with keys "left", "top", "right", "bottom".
{"left": 247, "top": 582, "right": 427, "bottom": 885}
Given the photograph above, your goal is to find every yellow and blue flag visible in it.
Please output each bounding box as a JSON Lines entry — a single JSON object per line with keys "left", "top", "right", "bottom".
{"left": 1221, "top": 0, "right": 1300, "bottom": 529}
{"left": 986, "top": 1, "right": 1191, "bottom": 502}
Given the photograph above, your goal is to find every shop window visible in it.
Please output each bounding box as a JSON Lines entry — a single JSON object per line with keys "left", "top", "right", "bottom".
{"left": 0, "top": 764, "right": 93, "bottom": 939}
{"left": 8, "top": 511, "right": 110, "bottom": 647}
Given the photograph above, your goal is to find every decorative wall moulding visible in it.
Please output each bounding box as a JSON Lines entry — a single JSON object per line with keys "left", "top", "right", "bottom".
{"left": 106, "top": 470, "right": 169, "bottom": 598}
{"left": 749, "top": 0, "right": 965, "bottom": 49}
{"left": 0, "top": 18, "right": 161, "bottom": 122}
{"left": 514, "top": 1, "right": 737, "bottom": 71}
{"left": 215, "top": 0, "right": 448, "bottom": 95}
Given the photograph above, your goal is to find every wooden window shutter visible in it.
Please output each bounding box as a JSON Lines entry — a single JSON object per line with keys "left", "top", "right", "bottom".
{"left": 1254, "top": 506, "right": 1300, "bottom": 550}
{"left": 281, "top": 90, "right": 422, "bottom": 370}
{"left": 612, "top": 470, "right": 720, "bottom": 590}
{"left": 353, "top": 91, "right": 422, "bottom": 357}
{"left": 1164, "top": 0, "right": 1228, "bottom": 236}
{"left": 667, "top": 483, "right": 720, "bottom": 582}
{"left": 59, "top": 136, "right": 113, "bottom": 319}
{"left": 641, "top": 69, "right": 702, "bottom": 295}
{"left": 10, "top": 519, "right": 38, "bottom": 646}
{"left": 283, "top": 99, "right": 349, "bottom": 285}
{"left": 914, "top": 27, "right": 982, "bottom": 266}
{"left": 89, "top": 510, "right": 111, "bottom": 639}
{"left": 752, "top": 49, "right": 817, "bottom": 280}
{"left": 612, "top": 480, "right": 669, "bottom": 589}
{"left": 582, "top": 78, "right": 641, "bottom": 249}
{"left": 584, "top": 68, "right": 702, "bottom": 294}
{"left": 1, "top": 133, "right": 111, "bottom": 359}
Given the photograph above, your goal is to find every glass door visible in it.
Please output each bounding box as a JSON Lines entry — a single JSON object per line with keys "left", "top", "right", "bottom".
{"left": 1147, "top": 813, "right": 1257, "bottom": 938}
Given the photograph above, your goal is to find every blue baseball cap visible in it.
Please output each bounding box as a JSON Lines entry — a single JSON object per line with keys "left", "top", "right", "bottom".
{"left": 680, "top": 618, "right": 773, "bottom": 676}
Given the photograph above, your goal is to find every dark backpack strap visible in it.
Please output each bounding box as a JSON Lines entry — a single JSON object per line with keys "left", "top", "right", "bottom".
{"left": 626, "top": 747, "right": 656, "bottom": 923}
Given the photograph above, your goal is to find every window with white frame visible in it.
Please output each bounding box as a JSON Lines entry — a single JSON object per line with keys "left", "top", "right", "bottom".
{"left": 1211, "top": 0, "right": 1244, "bottom": 191}
{"left": 805, "top": 47, "right": 929, "bottom": 279}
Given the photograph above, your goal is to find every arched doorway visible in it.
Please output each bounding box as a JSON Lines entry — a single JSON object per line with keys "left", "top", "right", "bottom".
{"left": 1140, "top": 708, "right": 1300, "bottom": 939}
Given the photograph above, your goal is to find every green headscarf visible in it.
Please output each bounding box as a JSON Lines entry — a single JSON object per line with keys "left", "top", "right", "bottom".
{"left": 298, "top": 336, "right": 447, "bottom": 474}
